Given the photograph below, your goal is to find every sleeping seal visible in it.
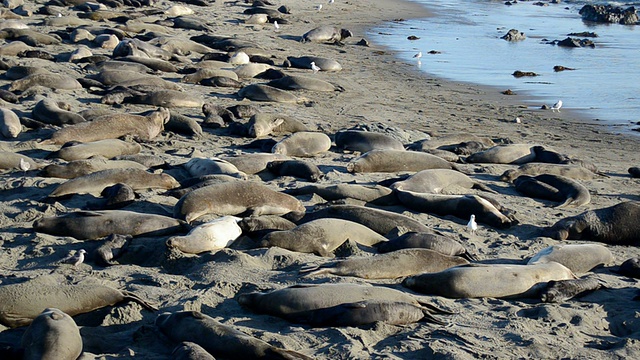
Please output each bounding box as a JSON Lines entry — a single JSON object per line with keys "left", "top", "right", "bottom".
{"left": 21, "top": 308, "right": 82, "bottom": 360}
{"left": 301, "top": 26, "right": 353, "bottom": 45}
{"left": 514, "top": 174, "right": 590, "bottom": 207}
{"left": 347, "top": 150, "right": 456, "bottom": 173}
{"left": 527, "top": 244, "right": 614, "bottom": 275}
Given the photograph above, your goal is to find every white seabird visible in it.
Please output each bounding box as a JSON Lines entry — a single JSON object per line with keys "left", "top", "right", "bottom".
{"left": 551, "top": 100, "right": 563, "bottom": 112}
{"left": 310, "top": 61, "right": 321, "bottom": 73}
{"left": 467, "top": 214, "right": 478, "bottom": 235}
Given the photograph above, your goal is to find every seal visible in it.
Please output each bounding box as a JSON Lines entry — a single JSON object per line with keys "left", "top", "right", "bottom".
{"left": 0, "top": 151, "right": 41, "bottom": 172}
{"left": 239, "top": 215, "right": 297, "bottom": 238}
{"left": 260, "top": 218, "right": 387, "bottom": 257}
{"left": 0, "top": 107, "right": 21, "bottom": 138}
{"left": 174, "top": 181, "right": 306, "bottom": 223}
{"left": 544, "top": 201, "right": 640, "bottom": 244}
{"left": 465, "top": 144, "right": 538, "bottom": 164}
{"left": 335, "top": 130, "right": 405, "bottom": 152}
{"left": 221, "top": 153, "right": 288, "bottom": 175}
{"left": 166, "top": 216, "right": 243, "bottom": 254}
{"left": 238, "top": 84, "right": 303, "bottom": 103}
{"left": 20, "top": 308, "right": 82, "bottom": 360}
{"left": 514, "top": 174, "right": 591, "bottom": 207}
{"left": 267, "top": 159, "right": 323, "bottom": 182}
{"left": 629, "top": 167, "right": 640, "bottom": 178}
{"left": 390, "top": 169, "right": 495, "bottom": 194}
{"left": 233, "top": 63, "right": 272, "bottom": 78}
{"left": 527, "top": 244, "right": 614, "bottom": 275}
{"left": 500, "top": 162, "right": 602, "bottom": 182}
{"left": 52, "top": 139, "right": 141, "bottom": 161}
{"left": 301, "top": 26, "right": 353, "bottom": 45}
{"left": 49, "top": 168, "right": 179, "bottom": 197}
{"left": 41, "top": 157, "right": 147, "bottom": 179}
{"left": 94, "top": 234, "right": 131, "bottom": 265}
{"left": 403, "top": 262, "right": 576, "bottom": 299}
{"left": 300, "top": 248, "right": 468, "bottom": 279}
{"left": 532, "top": 145, "right": 571, "bottom": 163}
{"left": 539, "top": 277, "right": 602, "bottom": 303}
{"left": 246, "top": 113, "right": 309, "bottom": 138}
{"left": 32, "top": 98, "right": 85, "bottom": 126}
{"left": 378, "top": 232, "right": 477, "bottom": 261}
{"left": 102, "top": 89, "right": 204, "bottom": 108}
{"left": 617, "top": 258, "right": 640, "bottom": 278}
{"left": 298, "top": 204, "right": 431, "bottom": 235}
{"left": 407, "top": 133, "right": 495, "bottom": 152}
{"left": 266, "top": 75, "right": 344, "bottom": 92}
{"left": 43, "top": 107, "right": 169, "bottom": 145}
{"left": 271, "top": 132, "right": 331, "bottom": 157}
{"left": 347, "top": 149, "right": 456, "bottom": 173}
{"left": 184, "top": 157, "right": 247, "bottom": 179}
{"left": 284, "top": 183, "right": 397, "bottom": 206}
{"left": 9, "top": 73, "right": 82, "bottom": 92}
{"left": 0, "top": 275, "right": 157, "bottom": 328}
{"left": 171, "top": 342, "right": 215, "bottom": 360}
{"left": 155, "top": 311, "right": 313, "bottom": 360}
{"left": 166, "top": 112, "right": 203, "bottom": 137}
{"left": 91, "top": 183, "right": 136, "bottom": 210}
{"left": 33, "top": 210, "right": 186, "bottom": 240}
{"left": 285, "top": 56, "right": 342, "bottom": 72}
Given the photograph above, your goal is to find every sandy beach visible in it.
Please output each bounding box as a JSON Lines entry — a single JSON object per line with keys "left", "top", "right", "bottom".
{"left": 1, "top": 0, "right": 640, "bottom": 359}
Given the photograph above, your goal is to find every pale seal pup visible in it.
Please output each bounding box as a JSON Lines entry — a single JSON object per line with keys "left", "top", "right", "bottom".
{"left": 395, "top": 190, "right": 517, "bottom": 229}
{"left": 166, "top": 216, "right": 243, "bottom": 254}
{"left": 49, "top": 168, "right": 179, "bottom": 197}
{"left": 246, "top": 113, "right": 309, "bottom": 138}
{"left": 335, "top": 130, "right": 405, "bottom": 152}
{"left": 465, "top": 144, "right": 539, "bottom": 164}
{"left": 403, "top": 262, "right": 576, "bottom": 299}
{"left": 301, "top": 248, "right": 468, "bottom": 279}
{"left": 514, "top": 174, "right": 590, "bottom": 207}
{"left": 9, "top": 73, "right": 82, "bottom": 92}
{"left": 378, "top": 232, "right": 477, "bottom": 261}
{"left": 33, "top": 210, "right": 186, "bottom": 240}
{"left": 41, "top": 157, "right": 147, "bottom": 179}
{"left": 540, "top": 277, "right": 602, "bottom": 303}
{"left": 301, "top": 26, "right": 353, "bottom": 45}
{"left": 156, "top": 311, "right": 313, "bottom": 360}
{"left": 238, "top": 84, "right": 303, "bottom": 103}
{"left": 544, "top": 201, "right": 640, "bottom": 244}
{"left": 20, "top": 308, "right": 82, "bottom": 360}
{"left": 43, "top": 107, "right": 169, "bottom": 145}
{"left": 266, "top": 159, "right": 323, "bottom": 182}
{"left": 261, "top": 218, "right": 387, "bottom": 257}
{"left": 271, "top": 132, "right": 331, "bottom": 157}
{"left": 171, "top": 342, "right": 215, "bottom": 360}
{"left": 390, "top": 169, "right": 495, "bottom": 194}
{"left": 500, "top": 162, "right": 602, "bottom": 182}
{"left": 0, "top": 275, "right": 157, "bottom": 328}
{"left": 52, "top": 139, "right": 141, "bottom": 161}
{"left": 284, "top": 183, "right": 397, "bottom": 206}
{"left": 174, "top": 181, "right": 306, "bottom": 223}
{"left": 527, "top": 244, "right": 614, "bottom": 275}
{"left": 184, "top": 157, "right": 247, "bottom": 179}
{"left": 32, "top": 98, "right": 85, "bottom": 125}
{"left": 0, "top": 107, "right": 21, "bottom": 138}
{"left": 233, "top": 63, "right": 271, "bottom": 78}
{"left": 267, "top": 75, "right": 344, "bottom": 92}
{"left": 347, "top": 149, "right": 456, "bottom": 173}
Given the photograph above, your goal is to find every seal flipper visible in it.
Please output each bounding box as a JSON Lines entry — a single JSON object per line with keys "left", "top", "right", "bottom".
{"left": 121, "top": 290, "right": 158, "bottom": 311}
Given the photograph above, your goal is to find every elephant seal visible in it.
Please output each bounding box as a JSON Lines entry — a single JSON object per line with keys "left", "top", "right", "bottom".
{"left": 166, "top": 216, "right": 242, "bottom": 254}
{"left": 49, "top": 168, "right": 179, "bottom": 197}
{"left": 246, "top": 113, "right": 309, "bottom": 138}
{"left": 184, "top": 157, "right": 247, "bottom": 179}
{"left": 347, "top": 150, "right": 456, "bottom": 173}
{"left": 238, "top": 84, "right": 303, "bottom": 103}
{"left": 171, "top": 342, "right": 215, "bottom": 360}
{"left": 532, "top": 145, "right": 570, "bottom": 163}
{"left": 52, "top": 139, "right": 141, "bottom": 161}
{"left": 629, "top": 167, "right": 640, "bottom": 178}
{"left": 284, "top": 183, "right": 397, "bottom": 206}
{"left": 239, "top": 215, "right": 297, "bottom": 238}
{"left": 0, "top": 275, "right": 156, "bottom": 328}
{"left": 20, "top": 308, "right": 82, "bottom": 360}
{"left": 299, "top": 204, "right": 431, "bottom": 235}
{"left": 378, "top": 232, "right": 477, "bottom": 261}
{"left": 233, "top": 63, "right": 272, "bottom": 79}
{"left": 104, "top": 89, "right": 204, "bottom": 108}
{"left": 335, "top": 130, "right": 405, "bottom": 152}
{"left": 156, "top": 311, "right": 313, "bottom": 360}
{"left": 403, "top": 262, "right": 576, "bottom": 299}
{"left": 527, "top": 244, "right": 614, "bottom": 275}
{"left": 32, "top": 99, "right": 85, "bottom": 126}
{"left": 500, "top": 162, "right": 601, "bottom": 182}
{"left": 267, "top": 159, "right": 323, "bottom": 182}
{"left": 0, "top": 152, "right": 41, "bottom": 172}
{"left": 9, "top": 73, "right": 82, "bottom": 92}
{"left": 94, "top": 234, "right": 131, "bottom": 265}
{"left": 539, "top": 277, "right": 602, "bottom": 303}
{"left": 285, "top": 56, "right": 342, "bottom": 72}
{"left": 41, "top": 158, "right": 147, "bottom": 179}
{"left": 617, "top": 258, "right": 640, "bottom": 278}
{"left": 260, "top": 218, "right": 387, "bottom": 257}
{"left": 390, "top": 169, "right": 495, "bottom": 194}
{"left": 514, "top": 174, "right": 591, "bottom": 207}
{"left": 266, "top": 75, "right": 343, "bottom": 92}
{"left": 465, "top": 144, "right": 538, "bottom": 164}
{"left": 544, "top": 201, "right": 640, "bottom": 244}
{"left": 301, "top": 26, "right": 353, "bottom": 45}
{"left": 91, "top": 183, "right": 136, "bottom": 210}
{"left": 221, "top": 153, "right": 288, "bottom": 175}
{"left": 174, "top": 181, "right": 306, "bottom": 223}
{"left": 395, "top": 190, "right": 517, "bottom": 229}
{"left": 43, "top": 108, "right": 169, "bottom": 145}
{"left": 166, "top": 112, "right": 203, "bottom": 137}
{"left": 272, "top": 132, "right": 331, "bottom": 157}
{"left": 33, "top": 210, "right": 186, "bottom": 240}
{"left": 0, "top": 107, "right": 21, "bottom": 138}
{"left": 300, "top": 248, "right": 468, "bottom": 279}
{"left": 408, "top": 133, "right": 495, "bottom": 151}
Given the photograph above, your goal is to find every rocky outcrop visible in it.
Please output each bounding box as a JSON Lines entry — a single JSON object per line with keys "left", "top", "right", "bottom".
{"left": 579, "top": 5, "right": 639, "bottom": 25}
{"left": 554, "top": 37, "right": 595, "bottom": 48}
{"left": 501, "top": 29, "right": 526, "bottom": 41}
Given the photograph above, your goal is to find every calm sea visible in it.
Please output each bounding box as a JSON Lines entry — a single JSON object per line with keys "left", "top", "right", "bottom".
{"left": 370, "top": 1, "right": 640, "bottom": 134}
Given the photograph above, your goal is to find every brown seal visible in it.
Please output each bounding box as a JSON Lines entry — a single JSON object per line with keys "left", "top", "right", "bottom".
{"left": 267, "top": 75, "right": 344, "bottom": 92}
{"left": 514, "top": 174, "right": 591, "bottom": 207}
{"left": 539, "top": 277, "right": 602, "bottom": 303}
{"left": 41, "top": 157, "right": 147, "bottom": 179}
{"left": 9, "top": 73, "right": 81, "bottom": 92}
{"left": 335, "top": 130, "right": 405, "bottom": 152}
{"left": 52, "top": 139, "right": 141, "bottom": 161}
{"left": 246, "top": 113, "right": 309, "bottom": 138}
{"left": 49, "top": 168, "right": 179, "bottom": 197}
{"left": 347, "top": 149, "right": 456, "bottom": 173}
{"left": 266, "top": 159, "right": 323, "bottom": 182}
{"left": 221, "top": 153, "right": 288, "bottom": 175}
{"left": 32, "top": 98, "right": 85, "bottom": 126}
{"left": 20, "top": 308, "right": 82, "bottom": 360}
{"left": 378, "top": 232, "right": 477, "bottom": 261}
{"left": 238, "top": 84, "right": 304, "bottom": 103}
{"left": 301, "top": 26, "right": 353, "bottom": 44}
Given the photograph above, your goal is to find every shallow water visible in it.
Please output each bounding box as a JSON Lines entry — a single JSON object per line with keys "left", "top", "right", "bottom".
{"left": 370, "top": 0, "right": 640, "bottom": 133}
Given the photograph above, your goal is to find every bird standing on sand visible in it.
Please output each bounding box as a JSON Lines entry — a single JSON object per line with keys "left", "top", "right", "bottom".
{"left": 311, "top": 61, "right": 321, "bottom": 73}
{"left": 19, "top": 158, "right": 30, "bottom": 173}
{"left": 328, "top": 0, "right": 334, "bottom": 3}
{"left": 60, "top": 249, "right": 87, "bottom": 267}
{"left": 467, "top": 214, "right": 477, "bottom": 235}
{"left": 316, "top": 4, "right": 322, "bottom": 11}
{"left": 551, "top": 100, "right": 562, "bottom": 112}
{"left": 413, "top": 51, "right": 422, "bottom": 60}
{"left": 273, "top": 21, "right": 280, "bottom": 32}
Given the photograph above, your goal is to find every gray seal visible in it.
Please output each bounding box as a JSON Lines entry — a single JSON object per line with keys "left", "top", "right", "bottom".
{"left": 617, "top": 258, "right": 640, "bottom": 278}
{"left": 272, "top": 132, "right": 331, "bottom": 157}
{"left": 301, "top": 26, "right": 353, "bottom": 44}
{"left": 544, "top": 201, "right": 640, "bottom": 244}
{"left": 171, "top": 342, "right": 215, "bottom": 360}
{"left": 335, "top": 130, "right": 405, "bottom": 152}
{"left": 267, "top": 75, "right": 344, "bottom": 92}
{"left": 284, "top": 183, "right": 397, "bottom": 206}
{"left": 347, "top": 149, "right": 456, "bottom": 173}
{"left": 514, "top": 174, "right": 591, "bottom": 207}
{"left": 238, "top": 84, "right": 303, "bottom": 103}
{"left": 527, "top": 243, "right": 614, "bottom": 275}
{"left": 41, "top": 157, "right": 147, "bottom": 179}
{"left": 52, "top": 139, "right": 141, "bottom": 161}
{"left": 378, "top": 232, "right": 477, "bottom": 261}
{"left": 20, "top": 308, "right": 82, "bottom": 360}
{"left": 246, "top": 113, "right": 309, "bottom": 138}
{"left": 49, "top": 168, "right": 179, "bottom": 197}
{"left": 267, "top": 159, "right": 323, "bottom": 182}
{"left": 9, "top": 73, "right": 82, "bottom": 92}
{"left": 285, "top": 56, "right": 342, "bottom": 72}
{"left": 539, "top": 277, "right": 602, "bottom": 303}
{"left": 500, "top": 162, "right": 602, "bottom": 182}
{"left": 465, "top": 144, "right": 538, "bottom": 164}
{"left": 32, "top": 98, "right": 85, "bottom": 126}
{"left": 390, "top": 169, "right": 495, "bottom": 194}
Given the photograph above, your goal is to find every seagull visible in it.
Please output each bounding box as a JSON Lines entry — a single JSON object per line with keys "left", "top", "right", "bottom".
{"left": 551, "top": 100, "right": 562, "bottom": 112}
{"left": 60, "top": 249, "right": 87, "bottom": 267}
{"left": 328, "top": 0, "right": 334, "bottom": 3}
{"left": 514, "top": 117, "right": 521, "bottom": 124}
{"left": 467, "top": 214, "right": 478, "bottom": 235}
{"left": 310, "top": 61, "right": 321, "bottom": 73}
{"left": 19, "top": 158, "right": 31, "bottom": 173}
{"left": 413, "top": 51, "right": 422, "bottom": 60}
{"left": 273, "top": 20, "right": 280, "bottom": 32}
{"left": 315, "top": 4, "right": 322, "bottom": 11}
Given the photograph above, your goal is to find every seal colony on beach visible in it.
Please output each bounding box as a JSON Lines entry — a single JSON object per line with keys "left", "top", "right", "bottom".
{"left": 0, "top": 0, "right": 639, "bottom": 359}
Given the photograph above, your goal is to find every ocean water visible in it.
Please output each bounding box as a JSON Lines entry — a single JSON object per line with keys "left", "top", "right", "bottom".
{"left": 370, "top": 1, "right": 640, "bottom": 133}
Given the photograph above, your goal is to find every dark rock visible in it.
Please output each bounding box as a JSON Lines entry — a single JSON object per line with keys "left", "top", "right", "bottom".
{"left": 555, "top": 37, "right": 595, "bottom": 48}
{"left": 501, "top": 29, "right": 526, "bottom": 41}
{"left": 512, "top": 70, "right": 538, "bottom": 78}
{"left": 579, "top": 5, "right": 639, "bottom": 25}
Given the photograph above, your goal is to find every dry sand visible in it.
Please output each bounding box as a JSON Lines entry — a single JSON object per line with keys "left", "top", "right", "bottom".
{"left": 0, "top": 0, "right": 640, "bottom": 359}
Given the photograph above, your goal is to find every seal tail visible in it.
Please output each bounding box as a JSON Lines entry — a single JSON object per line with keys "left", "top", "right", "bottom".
{"left": 298, "top": 264, "right": 333, "bottom": 277}
{"left": 472, "top": 183, "right": 497, "bottom": 194}
{"left": 419, "top": 310, "right": 447, "bottom": 326}
{"left": 121, "top": 291, "right": 159, "bottom": 312}
{"left": 461, "top": 251, "right": 479, "bottom": 262}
